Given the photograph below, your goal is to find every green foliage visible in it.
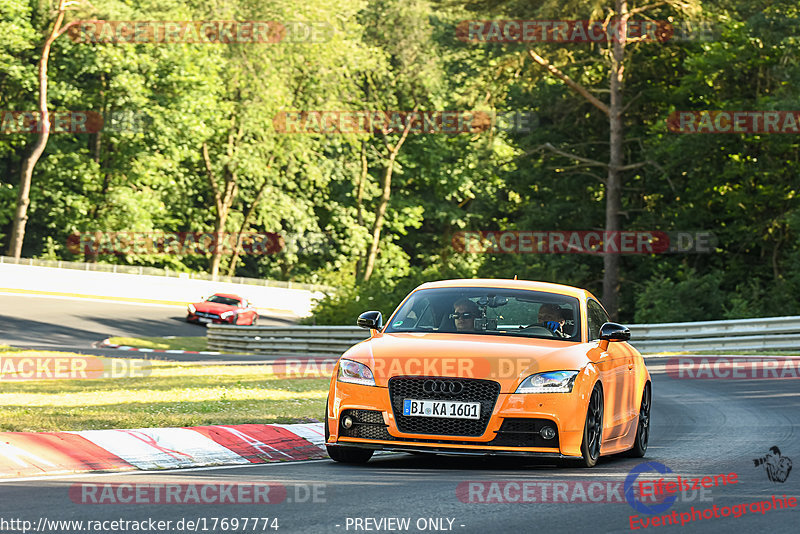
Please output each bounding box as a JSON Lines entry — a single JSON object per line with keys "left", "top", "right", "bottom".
{"left": 301, "top": 274, "right": 423, "bottom": 326}
{"left": 634, "top": 269, "right": 725, "bottom": 323}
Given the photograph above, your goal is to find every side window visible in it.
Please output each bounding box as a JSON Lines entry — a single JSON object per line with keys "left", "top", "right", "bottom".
{"left": 586, "top": 299, "right": 610, "bottom": 341}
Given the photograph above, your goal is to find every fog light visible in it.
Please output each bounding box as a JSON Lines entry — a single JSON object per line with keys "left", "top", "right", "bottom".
{"left": 342, "top": 416, "right": 354, "bottom": 429}
{"left": 540, "top": 426, "right": 556, "bottom": 440}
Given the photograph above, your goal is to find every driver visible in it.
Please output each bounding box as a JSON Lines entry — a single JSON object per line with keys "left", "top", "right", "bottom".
{"left": 537, "top": 304, "right": 568, "bottom": 337}
{"left": 451, "top": 298, "right": 479, "bottom": 332}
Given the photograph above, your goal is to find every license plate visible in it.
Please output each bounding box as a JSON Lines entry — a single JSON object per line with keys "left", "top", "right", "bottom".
{"left": 403, "top": 399, "right": 480, "bottom": 420}
{"left": 198, "top": 318, "right": 212, "bottom": 324}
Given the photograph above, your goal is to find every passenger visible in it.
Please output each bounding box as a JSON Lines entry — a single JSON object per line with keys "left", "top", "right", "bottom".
{"left": 451, "top": 298, "right": 479, "bottom": 332}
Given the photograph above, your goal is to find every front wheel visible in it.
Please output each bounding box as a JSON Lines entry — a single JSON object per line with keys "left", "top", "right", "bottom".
{"left": 579, "top": 384, "right": 604, "bottom": 468}
{"left": 626, "top": 383, "right": 651, "bottom": 457}
{"left": 324, "top": 398, "right": 374, "bottom": 464}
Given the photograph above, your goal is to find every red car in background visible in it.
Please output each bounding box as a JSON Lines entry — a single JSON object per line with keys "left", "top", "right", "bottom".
{"left": 186, "top": 293, "right": 258, "bottom": 326}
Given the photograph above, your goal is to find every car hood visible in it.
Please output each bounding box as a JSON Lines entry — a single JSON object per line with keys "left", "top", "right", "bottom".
{"left": 193, "top": 302, "right": 236, "bottom": 313}
{"left": 341, "top": 332, "right": 595, "bottom": 389}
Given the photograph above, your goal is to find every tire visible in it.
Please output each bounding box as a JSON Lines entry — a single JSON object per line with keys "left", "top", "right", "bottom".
{"left": 324, "top": 397, "right": 374, "bottom": 464}
{"left": 626, "top": 382, "right": 651, "bottom": 458}
{"left": 250, "top": 315, "right": 258, "bottom": 326}
{"left": 579, "top": 383, "right": 604, "bottom": 468}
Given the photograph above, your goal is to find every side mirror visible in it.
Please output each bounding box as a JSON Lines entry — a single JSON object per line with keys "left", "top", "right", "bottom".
{"left": 599, "top": 322, "right": 631, "bottom": 342}
{"left": 357, "top": 311, "right": 383, "bottom": 330}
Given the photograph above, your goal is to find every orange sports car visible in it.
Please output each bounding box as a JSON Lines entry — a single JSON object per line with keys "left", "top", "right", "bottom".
{"left": 325, "top": 278, "right": 651, "bottom": 467}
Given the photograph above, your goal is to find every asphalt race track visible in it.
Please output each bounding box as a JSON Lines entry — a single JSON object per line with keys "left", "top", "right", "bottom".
{"left": 0, "top": 293, "right": 296, "bottom": 361}
{"left": 0, "top": 362, "right": 797, "bottom": 533}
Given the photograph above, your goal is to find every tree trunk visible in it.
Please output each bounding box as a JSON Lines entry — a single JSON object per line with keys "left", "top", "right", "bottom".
{"left": 7, "top": 1, "right": 69, "bottom": 258}
{"left": 226, "top": 155, "right": 275, "bottom": 277}
{"left": 362, "top": 120, "right": 415, "bottom": 282}
{"left": 202, "top": 141, "right": 238, "bottom": 278}
{"left": 602, "top": 0, "right": 630, "bottom": 320}
{"left": 354, "top": 141, "right": 368, "bottom": 279}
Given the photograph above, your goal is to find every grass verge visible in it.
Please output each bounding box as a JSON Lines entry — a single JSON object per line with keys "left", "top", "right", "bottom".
{"left": 0, "top": 347, "right": 329, "bottom": 432}
{"left": 107, "top": 336, "right": 209, "bottom": 352}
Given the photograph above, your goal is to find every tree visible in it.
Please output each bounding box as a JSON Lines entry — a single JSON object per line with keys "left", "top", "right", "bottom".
{"left": 459, "top": 0, "right": 699, "bottom": 318}
{"left": 358, "top": 0, "right": 447, "bottom": 281}
{"left": 7, "top": 0, "right": 77, "bottom": 258}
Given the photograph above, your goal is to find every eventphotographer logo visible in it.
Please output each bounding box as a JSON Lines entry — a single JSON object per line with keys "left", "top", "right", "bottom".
{"left": 753, "top": 446, "right": 792, "bottom": 483}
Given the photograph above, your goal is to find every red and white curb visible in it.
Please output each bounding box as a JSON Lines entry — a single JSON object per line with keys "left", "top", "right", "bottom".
{"left": 0, "top": 423, "right": 326, "bottom": 478}
{"left": 95, "top": 337, "right": 222, "bottom": 355}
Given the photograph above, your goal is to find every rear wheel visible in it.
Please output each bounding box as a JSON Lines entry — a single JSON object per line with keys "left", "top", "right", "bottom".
{"left": 626, "top": 383, "right": 651, "bottom": 457}
{"left": 579, "top": 384, "right": 604, "bottom": 468}
{"left": 324, "top": 398, "right": 374, "bottom": 464}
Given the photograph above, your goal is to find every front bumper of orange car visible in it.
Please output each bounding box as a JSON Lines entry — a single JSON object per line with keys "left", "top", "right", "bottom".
{"left": 327, "top": 378, "right": 592, "bottom": 458}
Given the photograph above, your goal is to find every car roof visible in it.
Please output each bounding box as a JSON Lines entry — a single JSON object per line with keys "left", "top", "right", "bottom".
{"left": 414, "top": 278, "right": 591, "bottom": 300}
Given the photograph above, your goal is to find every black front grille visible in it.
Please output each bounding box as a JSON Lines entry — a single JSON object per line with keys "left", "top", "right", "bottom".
{"left": 389, "top": 377, "right": 501, "bottom": 437}
{"left": 487, "top": 418, "right": 559, "bottom": 448}
{"left": 339, "top": 409, "right": 393, "bottom": 440}
{"left": 196, "top": 312, "right": 220, "bottom": 318}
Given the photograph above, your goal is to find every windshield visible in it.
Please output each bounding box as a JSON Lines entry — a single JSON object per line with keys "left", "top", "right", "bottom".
{"left": 384, "top": 287, "right": 581, "bottom": 341}
{"left": 206, "top": 296, "right": 240, "bottom": 306}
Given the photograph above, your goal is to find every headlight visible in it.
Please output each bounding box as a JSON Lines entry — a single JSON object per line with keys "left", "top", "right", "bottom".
{"left": 220, "top": 311, "right": 235, "bottom": 319}
{"left": 515, "top": 371, "right": 579, "bottom": 393}
{"left": 337, "top": 359, "right": 376, "bottom": 386}
{"left": 188, "top": 304, "right": 196, "bottom": 314}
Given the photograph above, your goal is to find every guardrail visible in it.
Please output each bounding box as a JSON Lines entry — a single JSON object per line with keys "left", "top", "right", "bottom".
{"left": 628, "top": 316, "right": 800, "bottom": 352}
{"left": 207, "top": 325, "right": 368, "bottom": 357}
{"left": 208, "top": 316, "right": 800, "bottom": 356}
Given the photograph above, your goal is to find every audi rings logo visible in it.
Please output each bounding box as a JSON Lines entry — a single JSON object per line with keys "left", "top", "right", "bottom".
{"left": 423, "top": 379, "right": 463, "bottom": 395}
